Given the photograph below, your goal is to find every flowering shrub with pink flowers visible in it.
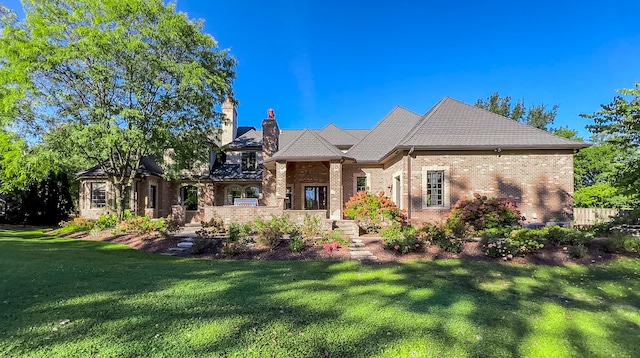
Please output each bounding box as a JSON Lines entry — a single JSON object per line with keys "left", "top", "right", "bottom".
{"left": 481, "top": 228, "right": 544, "bottom": 259}
{"left": 449, "top": 193, "right": 523, "bottom": 231}
{"left": 417, "top": 222, "right": 465, "bottom": 253}
{"left": 381, "top": 223, "right": 425, "bottom": 254}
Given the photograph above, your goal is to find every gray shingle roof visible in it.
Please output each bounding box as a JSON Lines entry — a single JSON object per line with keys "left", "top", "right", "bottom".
{"left": 398, "top": 97, "right": 589, "bottom": 150}
{"left": 345, "top": 106, "right": 423, "bottom": 162}
{"left": 345, "top": 129, "right": 370, "bottom": 139}
{"left": 210, "top": 163, "right": 263, "bottom": 181}
{"left": 76, "top": 156, "right": 164, "bottom": 178}
{"left": 266, "top": 128, "right": 353, "bottom": 162}
{"left": 318, "top": 123, "right": 360, "bottom": 147}
{"left": 227, "top": 128, "right": 262, "bottom": 149}
{"left": 279, "top": 130, "right": 304, "bottom": 149}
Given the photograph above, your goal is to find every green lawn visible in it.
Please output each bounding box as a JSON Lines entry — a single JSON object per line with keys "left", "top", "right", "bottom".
{"left": 1, "top": 228, "right": 639, "bottom": 357}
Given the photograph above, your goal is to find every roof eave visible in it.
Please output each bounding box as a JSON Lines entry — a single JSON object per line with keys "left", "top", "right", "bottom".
{"left": 395, "top": 143, "right": 591, "bottom": 151}
{"left": 264, "top": 155, "right": 355, "bottom": 163}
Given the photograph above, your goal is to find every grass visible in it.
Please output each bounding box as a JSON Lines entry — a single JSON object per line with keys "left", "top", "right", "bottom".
{"left": 1, "top": 228, "right": 639, "bottom": 357}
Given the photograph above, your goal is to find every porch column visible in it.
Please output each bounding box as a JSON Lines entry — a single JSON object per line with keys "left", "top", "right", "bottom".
{"left": 329, "top": 160, "right": 343, "bottom": 220}
{"left": 275, "top": 160, "right": 287, "bottom": 209}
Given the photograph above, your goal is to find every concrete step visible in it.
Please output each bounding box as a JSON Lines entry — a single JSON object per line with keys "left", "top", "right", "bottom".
{"left": 350, "top": 250, "right": 374, "bottom": 256}
{"left": 160, "top": 252, "right": 178, "bottom": 256}
{"left": 168, "top": 247, "right": 188, "bottom": 252}
{"left": 350, "top": 242, "right": 365, "bottom": 248}
{"left": 177, "top": 242, "right": 194, "bottom": 248}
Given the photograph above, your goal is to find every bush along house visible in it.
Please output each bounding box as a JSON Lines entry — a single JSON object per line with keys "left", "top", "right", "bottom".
{"left": 77, "top": 97, "right": 588, "bottom": 234}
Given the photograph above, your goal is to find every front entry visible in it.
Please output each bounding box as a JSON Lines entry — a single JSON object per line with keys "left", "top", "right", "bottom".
{"left": 304, "top": 186, "right": 327, "bottom": 210}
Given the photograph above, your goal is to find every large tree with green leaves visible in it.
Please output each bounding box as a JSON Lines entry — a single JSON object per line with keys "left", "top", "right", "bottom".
{"left": 583, "top": 84, "right": 640, "bottom": 204}
{"left": 0, "top": 0, "right": 236, "bottom": 219}
{"left": 475, "top": 92, "right": 559, "bottom": 130}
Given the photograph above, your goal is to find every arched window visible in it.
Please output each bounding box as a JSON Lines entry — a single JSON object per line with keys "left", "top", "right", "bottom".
{"left": 180, "top": 185, "right": 198, "bottom": 211}
{"left": 245, "top": 186, "right": 259, "bottom": 199}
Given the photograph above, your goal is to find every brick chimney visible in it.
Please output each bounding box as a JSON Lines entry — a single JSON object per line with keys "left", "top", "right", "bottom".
{"left": 262, "top": 108, "right": 279, "bottom": 158}
{"left": 220, "top": 97, "right": 237, "bottom": 146}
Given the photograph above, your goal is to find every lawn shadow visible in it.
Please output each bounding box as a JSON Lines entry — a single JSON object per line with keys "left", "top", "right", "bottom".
{"left": 1, "top": 230, "right": 639, "bottom": 357}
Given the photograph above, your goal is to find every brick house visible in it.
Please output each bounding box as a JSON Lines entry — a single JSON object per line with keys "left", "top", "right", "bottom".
{"left": 77, "top": 97, "right": 588, "bottom": 228}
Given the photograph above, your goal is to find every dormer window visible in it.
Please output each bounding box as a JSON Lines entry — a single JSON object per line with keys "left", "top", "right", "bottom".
{"left": 241, "top": 152, "right": 256, "bottom": 172}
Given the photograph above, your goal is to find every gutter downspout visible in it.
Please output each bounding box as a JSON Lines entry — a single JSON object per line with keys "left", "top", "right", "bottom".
{"left": 407, "top": 146, "right": 415, "bottom": 222}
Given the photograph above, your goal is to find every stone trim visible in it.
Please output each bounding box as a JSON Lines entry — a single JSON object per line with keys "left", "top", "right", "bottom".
{"left": 421, "top": 165, "right": 451, "bottom": 209}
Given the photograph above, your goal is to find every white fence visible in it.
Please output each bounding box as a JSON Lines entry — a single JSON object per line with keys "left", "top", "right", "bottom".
{"left": 573, "top": 208, "right": 619, "bottom": 226}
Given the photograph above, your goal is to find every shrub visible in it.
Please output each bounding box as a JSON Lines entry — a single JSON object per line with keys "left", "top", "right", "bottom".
{"left": 317, "top": 229, "right": 350, "bottom": 246}
{"left": 542, "top": 226, "right": 591, "bottom": 246}
{"left": 221, "top": 240, "right": 245, "bottom": 256}
{"left": 567, "top": 244, "right": 587, "bottom": 259}
{"left": 415, "top": 222, "right": 463, "bottom": 253}
{"left": 117, "top": 216, "right": 163, "bottom": 235}
{"left": 444, "top": 214, "right": 473, "bottom": 238}
{"left": 228, "top": 222, "right": 252, "bottom": 243}
{"left": 344, "top": 191, "right": 406, "bottom": 233}
{"left": 300, "top": 214, "right": 326, "bottom": 240}
{"left": 382, "top": 223, "right": 423, "bottom": 254}
{"left": 159, "top": 216, "right": 182, "bottom": 237}
{"left": 508, "top": 229, "right": 545, "bottom": 255}
{"left": 603, "top": 234, "right": 640, "bottom": 253}
{"left": 200, "top": 213, "right": 226, "bottom": 233}
{"left": 289, "top": 232, "right": 306, "bottom": 253}
{"left": 57, "top": 218, "right": 96, "bottom": 233}
{"left": 95, "top": 213, "right": 118, "bottom": 230}
{"left": 253, "top": 215, "right": 298, "bottom": 249}
{"left": 623, "top": 237, "right": 640, "bottom": 252}
{"left": 478, "top": 226, "right": 518, "bottom": 240}
{"left": 449, "top": 193, "right": 522, "bottom": 231}
{"left": 481, "top": 228, "right": 544, "bottom": 259}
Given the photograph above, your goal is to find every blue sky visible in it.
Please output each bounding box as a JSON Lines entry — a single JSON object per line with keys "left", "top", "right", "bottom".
{"left": 3, "top": 0, "right": 639, "bottom": 138}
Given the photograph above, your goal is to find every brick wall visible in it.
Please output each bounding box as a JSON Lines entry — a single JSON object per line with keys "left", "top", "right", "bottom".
{"left": 286, "top": 162, "right": 330, "bottom": 210}
{"left": 408, "top": 150, "right": 575, "bottom": 224}
{"left": 203, "top": 206, "right": 328, "bottom": 226}
{"left": 341, "top": 165, "right": 385, "bottom": 202}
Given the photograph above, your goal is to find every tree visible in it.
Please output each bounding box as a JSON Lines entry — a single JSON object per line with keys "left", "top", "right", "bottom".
{"left": 475, "top": 92, "right": 559, "bottom": 130}
{"left": 584, "top": 83, "right": 640, "bottom": 202}
{"left": 0, "top": 0, "right": 236, "bottom": 220}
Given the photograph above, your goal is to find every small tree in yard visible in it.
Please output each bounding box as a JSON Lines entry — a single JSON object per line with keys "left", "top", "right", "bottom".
{"left": 0, "top": 0, "right": 236, "bottom": 220}
{"left": 344, "top": 191, "right": 406, "bottom": 233}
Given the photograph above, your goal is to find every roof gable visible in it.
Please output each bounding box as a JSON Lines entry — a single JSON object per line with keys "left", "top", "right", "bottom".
{"left": 346, "top": 106, "right": 423, "bottom": 162}
{"left": 268, "top": 128, "right": 352, "bottom": 161}
{"left": 398, "top": 97, "right": 588, "bottom": 150}
{"left": 318, "top": 123, "right": 359, "bottom": 147}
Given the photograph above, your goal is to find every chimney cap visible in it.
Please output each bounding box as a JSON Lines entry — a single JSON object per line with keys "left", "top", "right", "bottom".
{"left": 222, "top": 96, "right": 233, "bottom": 108}
{"left": 268, "top": 108, "right": 275, "bottom": 119}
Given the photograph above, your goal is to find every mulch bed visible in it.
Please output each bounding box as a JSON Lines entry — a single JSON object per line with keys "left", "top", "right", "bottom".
{"left": 59, "top": 230, "right": 638, "bottom": 266}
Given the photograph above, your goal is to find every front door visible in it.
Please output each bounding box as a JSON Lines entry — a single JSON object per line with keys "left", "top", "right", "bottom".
{"left": 304, "top": 186, "right": 327, "bottom": 210}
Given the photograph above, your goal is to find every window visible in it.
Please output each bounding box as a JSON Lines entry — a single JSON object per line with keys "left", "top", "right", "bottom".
{"left": 425, "top": 170, "right": 444, "bottom": 207}
{"left": 226, "top": 186, "right": 242, "bottom": 205}
{"left": 245, "top": 186, "right": 259, "bottom": 199}
{"left": 356, "top": 176, "right": 367, "bottom": 192}
{"left": 90, "top": 182, "right": 106, "bottom": 208}
{"left": 304, "top": 186, "right": 327, "bottom": 210}
{"left": 149, "top": 185, "right": 157, "bottom": 209}
{"left": 285, "top": 186, "right": 293, "bottom": 210}
{"left": 241, "top": 152, "right": 257, "bottom": 172}
{"left": 180, "top": 185, "right": 198, "bottom": 211}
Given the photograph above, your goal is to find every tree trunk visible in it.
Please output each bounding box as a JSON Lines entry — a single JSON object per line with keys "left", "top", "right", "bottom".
{"left": 112, "top": 182, "right": 125, "bottom": 222}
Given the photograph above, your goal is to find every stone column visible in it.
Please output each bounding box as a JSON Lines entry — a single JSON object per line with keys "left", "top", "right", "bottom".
{"left": 329, "top": 161, "right": 343, "bottom": 220}
{"left": 275, "top": 160, "right": 287, "bottom": 209}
